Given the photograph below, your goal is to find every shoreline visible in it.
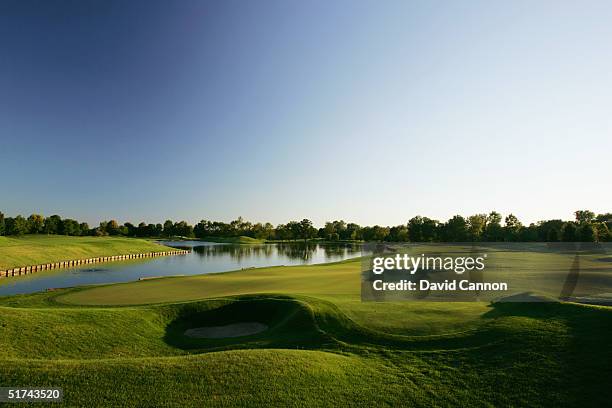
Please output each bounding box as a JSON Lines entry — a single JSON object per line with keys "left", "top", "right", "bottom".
{"left": 0, "top": 249, "right": 189, "bottom": 279}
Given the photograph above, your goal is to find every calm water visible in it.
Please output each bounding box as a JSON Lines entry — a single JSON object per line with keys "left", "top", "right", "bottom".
{"left": 0, "top": 242, "right": 361, "bottom": 296}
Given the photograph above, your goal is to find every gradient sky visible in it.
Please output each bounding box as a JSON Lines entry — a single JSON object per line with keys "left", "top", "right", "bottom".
{"left": 2, "top": 0, "right": 611, "bottom": 227}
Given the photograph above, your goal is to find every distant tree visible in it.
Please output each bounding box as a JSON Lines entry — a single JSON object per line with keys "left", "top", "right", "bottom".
{"left": 537, "top": 219, "right": 564, "bottom": 242}
{"left": 194, "top": 220, "right": 212, "bottom": 238}
{"left": 27, "top": 214, "right": 45, "bottom": 234}
{"left": 79, "top": 223, "right": 90, "bottom": 236}
{"left": 173, "top": 221, "right": 194, "bottom": 238}
{"left": 163, "top": 220, "right": 174, "bottom": 237}
{"left": 6, "top": 216, "right": 28, "bottom": 236}
{"left": 275, "top": 223, "right": 293, "bottom": 240}
{"left": 44, "top": 215, "right": 62, "bottom": 234}
{"left": 520, "top": 224, "right": 539, "bottom": 241}
{"left": 0, "top": 211, "right": 5, "bottom": 235}
{"left": 92, "top": 227, "right": 105, "bottom": 236}
{"left": 467, "top": 214, "right": 487, "bottom": 241}
{"left": 388, "top": 225, "right": 409, "bottom": 242}
{"left": 408, "top": 216, "right": 425, "bottom": 241}
{"left": 561, "top": 222, "right": 578, "bottom": 242}
{"left": 575, "top": 210, "right": 595, "bottom": 224}
{"left": 362, "top": 225, "right": 390, "bottom": 241}
{"left": 578, "top": 224, "right": 597, "bottom": 242}
{"left": 484, "top": 212, "right": 503, "bottom": 241}
{"left": 546, "top": 227, "right": 560, "bottom": 242}
{"left": 503, "top": 214, "right": 523, "bottom": 241}
{"left": 251, "top": 222, "right": 274, "bottom": 240}
{"left": 345, "top": 223, "right": 362, "bottom": 240}
{"left": 421, "top": 218, "right": 439, "bottom": 242}
{"left": 595, "top": 223, "right": 611, "bottom": 242}
{"left": 297, "top": 219, "right": 317, "bottom": 241}
{"left": 123, "top": 222, "right": 137, "bottom": 237}
{"left": 106, "top": 220, "right": 121, "bottom": 236}
{"left": 136, "top": 222, "right": 148, "bottom": 237}
{"left": 442, "top": 215, "right": 468, "bottom": 242}
{"left": 61, "top": 219, "right": 81, "bottom": 236}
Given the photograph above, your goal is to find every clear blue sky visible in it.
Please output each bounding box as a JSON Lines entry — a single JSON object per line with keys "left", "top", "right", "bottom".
{"left": 2, "top": 0, "right": 611, "bottom": 227}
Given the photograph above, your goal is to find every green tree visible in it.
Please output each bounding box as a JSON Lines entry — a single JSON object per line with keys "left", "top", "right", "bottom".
{"left": 503, "top": 214, "right": 523, "bottom": 241}
{"left": 173, "top": 221, "right": 194, "bottom": 238}
{"left": 344, "top": 223, "right": 362, "bottom": 240}
{"left": 520, "top": 224, "right": 539, "bottom": 241}
{"left": 536, "top": 219, "right": 564, "bottom": 241}
{"left": 484, "top": 212, "right": 503, "bottom": 241}
{"left": 546, "top": 227, "right": 560, "bottom": 242}
{"left": 388, "top": 225, "right": 409, "bottom": 242}
{"left": 0, "top": 211, "right": 5, "bottom": 235}
{"left": 561, "top": 222, "right": 578, "bottom": 242}
{"left": 595, "top": 223, "right": 610, "bottom": 242}
{"left": 362, "top": 225, "right": 390, "bottom": 241}
{"left": 44, "top": 215, "right": 62, "bottom": 234}
{"left": 163, "top": 220, "right": 174, "bottom": 237}
{"left": 28, "top": 214, "right": 45, "bottom": 233}
{"left": 61, "top": 219, "right": 81, "bottom": 236}
{"left": 408, "top": 216, "right": 424, "bottom": 241}
{"left": 443, "top": 215, "right": 468, "bottom": 242}
{"left": 297, "top": 219, "right": 316, "bottom": 241}
{"left": 467, "top": 214, "right": 487, "bottom": 241}
{"left": 123, "top": 222, "right": 137, "bottom": 237}
{"left": 575, "top": 210, "right": 595, "bottom": 224}
{"left": 106, "top": 220, "right": 121, "bottom": 236}
{"left": 6, "top": 216, "right": 28, "bottom": 236}
{"left": 80, "top": 223, "right": 90, "bottom": 236}
{"left": 578, "top": 224, "right": 597, "bottom": 242}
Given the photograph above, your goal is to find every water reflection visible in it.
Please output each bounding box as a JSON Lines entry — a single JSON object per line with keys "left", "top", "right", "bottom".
{"left": 184, "top": 243, "right": 358, "bottom": 263}
{"left": 0, "top": 242, "right": 361, "bottom": 296}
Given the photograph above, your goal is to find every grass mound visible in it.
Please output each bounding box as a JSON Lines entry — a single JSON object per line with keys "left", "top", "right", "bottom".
{"left": 198, "top": 236, "right": 265, "bottom": 244}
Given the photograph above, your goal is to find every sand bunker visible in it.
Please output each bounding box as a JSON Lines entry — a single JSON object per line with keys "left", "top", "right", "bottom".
{"left": 184, "top": 322, "right": 268, "bottom": 339}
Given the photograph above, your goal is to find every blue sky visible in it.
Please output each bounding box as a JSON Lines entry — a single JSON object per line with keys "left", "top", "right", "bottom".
{"left": 2, "top": 0, "right": 611, "bottom": 226}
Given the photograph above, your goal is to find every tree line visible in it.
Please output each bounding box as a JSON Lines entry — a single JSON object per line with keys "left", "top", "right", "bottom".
{"left": 0, "top": 210, "right": 610, "bottom": 242}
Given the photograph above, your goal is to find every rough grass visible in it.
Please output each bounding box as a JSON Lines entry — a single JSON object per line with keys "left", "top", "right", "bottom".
{"left": 0, "top": 235, "right": 174, "bottom": 270}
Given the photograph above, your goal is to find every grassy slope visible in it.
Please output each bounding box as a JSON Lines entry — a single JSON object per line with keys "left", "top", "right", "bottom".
{"left": 1, "top": 256, "right": 612, "bottom": 405}
{"left": 57, "top": 259, "right": 490, "bottom": 336}
{"left": 0, "top": 235, "right": 173, "bottom": 270}
{"left": 1, "top": 291, "right": 611, "bottom": 406}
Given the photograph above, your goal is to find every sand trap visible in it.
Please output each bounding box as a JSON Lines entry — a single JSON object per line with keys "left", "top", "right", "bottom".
{"left": 184, "top": 322, "right": 268, "bottom": 339}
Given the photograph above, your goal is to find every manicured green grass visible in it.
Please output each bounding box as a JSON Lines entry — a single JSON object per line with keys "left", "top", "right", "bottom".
{"left": 1, "top": 249, "right": 611, "bottom": 406}
{"left": 1, "top": 291, "right": 611, "bottom": 406}
{"left": 199, "top": 236, "right": 265, "bottom": 244}
{"left": 0, "top": 235, "right": 174, "bottom": 270}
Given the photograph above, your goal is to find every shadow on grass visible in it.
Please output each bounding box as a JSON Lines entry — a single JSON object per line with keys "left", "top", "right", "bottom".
{"left": 162, "top": 295, "right": 334, "bottom": 352}
{"left": 482, "top": 300, "right": 612, "bottom": 407}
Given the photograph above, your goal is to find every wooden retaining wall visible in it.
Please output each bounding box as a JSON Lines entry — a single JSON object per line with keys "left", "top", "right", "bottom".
{"left": 0, "top": 250, "right": 189, "bottom": 279}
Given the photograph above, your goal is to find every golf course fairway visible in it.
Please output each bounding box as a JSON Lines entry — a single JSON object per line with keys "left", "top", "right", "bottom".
{"left": 1, "top": 258, "right": 611, "bottom": 406}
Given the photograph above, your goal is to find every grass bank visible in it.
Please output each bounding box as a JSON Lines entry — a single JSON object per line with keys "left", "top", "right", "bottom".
{"left": 195, "top": 236, "right": 265, "bottom": 244}
{"left": 0, "top": 235, "right": 174, "bottom": 270}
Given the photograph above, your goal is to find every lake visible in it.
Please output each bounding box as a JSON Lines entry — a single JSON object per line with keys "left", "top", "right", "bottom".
{"left": 0, "top": 241, "right": 361, "bottom": 296}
